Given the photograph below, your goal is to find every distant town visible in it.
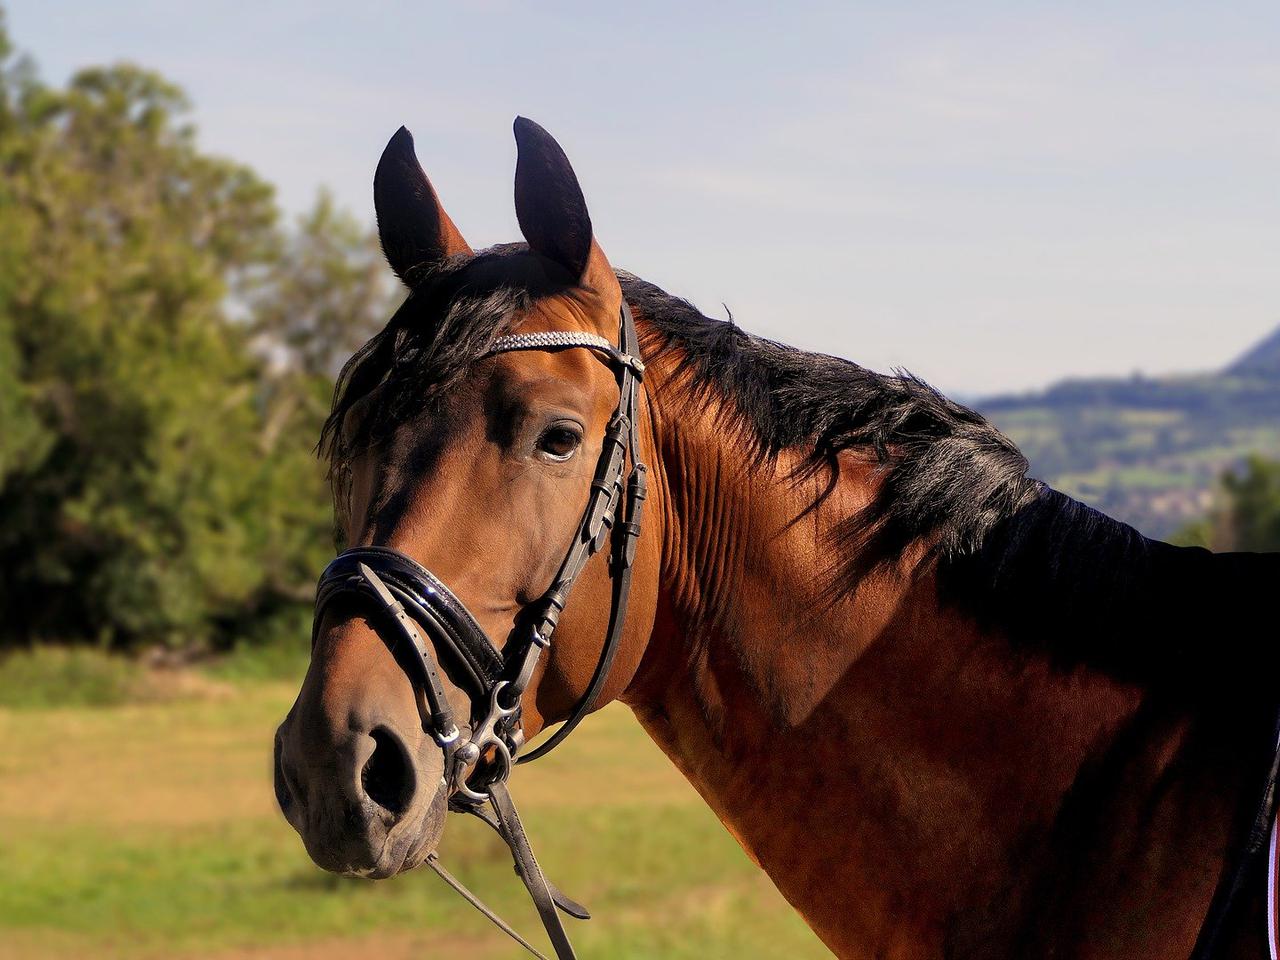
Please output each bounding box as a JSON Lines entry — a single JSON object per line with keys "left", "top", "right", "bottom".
{"left": 981, "top": 326, "right": 1280, "bottom": 539}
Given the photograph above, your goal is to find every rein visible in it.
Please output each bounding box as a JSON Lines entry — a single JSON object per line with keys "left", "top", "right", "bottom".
{"left": 312, "top": 300, "right": 646, "bottom": 960}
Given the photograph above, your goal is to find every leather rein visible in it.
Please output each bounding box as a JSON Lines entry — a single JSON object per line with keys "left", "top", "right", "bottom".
{"left": 311, "top": 300, "right": 646, "bottom": 960}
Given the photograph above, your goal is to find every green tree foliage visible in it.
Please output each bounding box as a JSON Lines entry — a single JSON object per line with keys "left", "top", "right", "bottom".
{"left": 0, "top": 12, "right": 389, "bottom": 650}
{"left": 243, "top": 193, "right": 392, "bottom": 616}
{"left": 1178, "top": 456, "right": 1280, "bottom": 553}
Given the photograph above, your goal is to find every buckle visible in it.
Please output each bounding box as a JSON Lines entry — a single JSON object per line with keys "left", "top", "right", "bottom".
{"left": 449, "top": 681, "right": 523, "bottom": 804}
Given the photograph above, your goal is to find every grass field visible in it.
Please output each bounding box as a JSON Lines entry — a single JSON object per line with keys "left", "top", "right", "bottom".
{"left": 0, "top": 665, "right": 827, "bottom": 959}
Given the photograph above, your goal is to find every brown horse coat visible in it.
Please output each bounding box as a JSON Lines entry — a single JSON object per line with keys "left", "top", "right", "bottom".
{"left": 274, "top": 119, "right": 1280, "bottom": 959}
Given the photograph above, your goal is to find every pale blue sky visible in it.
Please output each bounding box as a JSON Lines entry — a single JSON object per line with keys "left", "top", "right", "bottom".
{"left": 8, "top": 1, "right": 1278, "bottom": 394}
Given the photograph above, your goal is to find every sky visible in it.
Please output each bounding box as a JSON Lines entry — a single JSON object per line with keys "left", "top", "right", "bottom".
{"left": 7, "top": 1, "right": 1278, "bottom": 395}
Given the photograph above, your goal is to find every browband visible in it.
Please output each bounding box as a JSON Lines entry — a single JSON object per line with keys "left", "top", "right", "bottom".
{"left": 486, "top": 330, "right": 645, "bottom": 375}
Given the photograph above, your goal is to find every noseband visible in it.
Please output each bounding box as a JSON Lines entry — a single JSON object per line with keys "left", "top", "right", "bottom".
{"left": 312, "top": 301, "right": 646, "bottom": 960}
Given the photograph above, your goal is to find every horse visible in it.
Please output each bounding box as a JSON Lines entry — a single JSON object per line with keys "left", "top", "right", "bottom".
{"left": 273, "top": 117, "right": 1280, "bottom": 959}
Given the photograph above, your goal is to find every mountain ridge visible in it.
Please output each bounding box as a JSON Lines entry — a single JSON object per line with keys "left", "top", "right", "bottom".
{"left": 1226, "top": 325, "right": 1280, "bottom": 378}
{"left": 977, "top": 323, "right": 1280, "bottom": 539}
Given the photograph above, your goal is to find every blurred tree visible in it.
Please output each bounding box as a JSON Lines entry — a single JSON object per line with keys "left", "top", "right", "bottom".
{"left": 0, "top": 14, "right": 51, "bottom": 489}
{"left": 0, "top": 10, "right": 389, "bottom": 650}
{"left": 1175, "top": 456, "right": 1280, "bottom": 552}
{"left": 250, "top": 189, "right": 391, "bottom": 454}
{"left": 240, "top": 193, "right": 392, "bottom": 617}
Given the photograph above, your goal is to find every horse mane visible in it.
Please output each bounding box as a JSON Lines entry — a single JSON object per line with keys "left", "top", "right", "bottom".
{"left": 324, "top": 247, "right": 1229, "bottom": 677}
{"left": 623, "top": 273, "right": 1280, "bottom": 687}
{"left": 617, "top": 271, "right": 1043, "bottom": 585}
{"left": 323, "top": 249, "right": 1042, "bottom": 572}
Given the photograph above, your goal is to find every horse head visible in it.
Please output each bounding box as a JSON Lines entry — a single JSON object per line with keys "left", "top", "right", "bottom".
{"left": 273, "top": 118, "right": 659, "bottom": 880}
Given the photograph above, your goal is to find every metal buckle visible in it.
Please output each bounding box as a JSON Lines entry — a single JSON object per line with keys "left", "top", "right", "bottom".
{"left": 450, "top": 681, "right": 522, "bottom": 804}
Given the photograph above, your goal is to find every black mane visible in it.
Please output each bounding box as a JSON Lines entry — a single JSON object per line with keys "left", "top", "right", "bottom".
{"left": 620, "top": 273, "right": 1280, "bottom": 683}
{"left": 324, "top": 249, "right": 1045, "bottom": 578}
{"left": 618, "top": 271, "right": 1043, "bottom": 583}
{"left": 325, "top": 248, "right": 1275, "bottom": 684}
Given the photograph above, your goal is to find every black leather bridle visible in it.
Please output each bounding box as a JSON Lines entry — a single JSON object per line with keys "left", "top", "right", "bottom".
{"left": 312, "top": 300, "right": 646, "bottom": 960}
{"left": 308, "top": 295, "right": 1280, "bottom": 959}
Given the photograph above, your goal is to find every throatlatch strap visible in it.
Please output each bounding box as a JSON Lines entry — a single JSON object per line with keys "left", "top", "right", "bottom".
{"left": 517, "top": 301, "right": 646, "bottom": 765}
{"left": 518, "top": 463, "right": 644, "bottom": 764}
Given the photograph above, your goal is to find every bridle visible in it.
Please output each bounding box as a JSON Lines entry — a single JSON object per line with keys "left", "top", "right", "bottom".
{"left": 305, "top": 292, "right": 1280, "bottom": 960}
{"left": 311, "top": 299, "right": 646, "bottom": 960}
{"left": 309, "top": 286, "right": 1280, "bottom": 960}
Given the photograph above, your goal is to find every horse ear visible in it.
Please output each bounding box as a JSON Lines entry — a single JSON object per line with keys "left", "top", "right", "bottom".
{"left": 578, "top": 238, "right": 621, "bottom": 309}
{"left": 374, "top": 126, "right": 472, "bottom": 285}
{"left": 513, "top": 118, "right": 597, "bottom": 282}
{"left": 513, "top": 118, "right": 620, "bottom": 308}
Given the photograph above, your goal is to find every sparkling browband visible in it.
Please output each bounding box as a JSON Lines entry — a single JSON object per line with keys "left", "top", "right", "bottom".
{"left": 485, "top": 332, "right": 645, "bottom": 375}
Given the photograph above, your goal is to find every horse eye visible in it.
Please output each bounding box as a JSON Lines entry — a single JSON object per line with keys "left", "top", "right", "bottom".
{"left": 537, "top": 426, "right": 581, "bottom": 461}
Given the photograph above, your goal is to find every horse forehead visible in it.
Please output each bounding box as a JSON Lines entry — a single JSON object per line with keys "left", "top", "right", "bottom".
{"left": 510, "top": 292, "right": 615, "bottom": 342}
{"left": 489, "top": 344, "right": 606, "bottom": 395}
{"left": 490, "top": 304, "right": 621, "bottom": 401}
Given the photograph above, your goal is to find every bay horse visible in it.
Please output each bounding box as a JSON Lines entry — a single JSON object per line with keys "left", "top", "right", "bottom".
{"left": 273, "top": 117, "right": 1280, "bottom": 959}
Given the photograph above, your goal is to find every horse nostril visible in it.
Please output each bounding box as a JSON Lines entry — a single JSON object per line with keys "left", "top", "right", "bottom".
{"left": 361, "top": 726, "right": 415, "bottom": 817}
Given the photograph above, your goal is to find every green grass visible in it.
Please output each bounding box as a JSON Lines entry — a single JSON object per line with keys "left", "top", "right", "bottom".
{"left": 201, "top": 637, "right": 313, "bottom": 683}
{"left": 0, "top": 646, "right": 150, "bottom": 708}
{"left": 0, "top": 676, "right": 826, "bottom": 959}
{"left": 0, "top": 806, "right": 807, "bottom": 958}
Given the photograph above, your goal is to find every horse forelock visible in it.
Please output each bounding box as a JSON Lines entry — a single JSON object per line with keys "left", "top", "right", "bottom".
{"left": 320, "top": 243, "right": 590, "bottom": 522}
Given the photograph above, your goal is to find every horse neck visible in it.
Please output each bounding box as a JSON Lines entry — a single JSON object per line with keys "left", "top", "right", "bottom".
{"left": 623, "top": 362, "right": 1279, "bottom": 958}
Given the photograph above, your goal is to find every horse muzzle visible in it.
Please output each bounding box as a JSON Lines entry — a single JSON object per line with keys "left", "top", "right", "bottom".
{"left": 272, "top": 622, "right": 452, "bottom": 879}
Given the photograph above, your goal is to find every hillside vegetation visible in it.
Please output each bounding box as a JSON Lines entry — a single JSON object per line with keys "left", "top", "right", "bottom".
{"left": 981, "top": 331, "right": 1280, "bottom": 539}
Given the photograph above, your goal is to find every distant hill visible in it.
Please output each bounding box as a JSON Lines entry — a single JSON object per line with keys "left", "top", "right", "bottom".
{"left": 978, "top": 325, "right": 1280, "bottom": 539}
{"left": 1226, "top": 326, "right": 1280, "bottom": 378}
